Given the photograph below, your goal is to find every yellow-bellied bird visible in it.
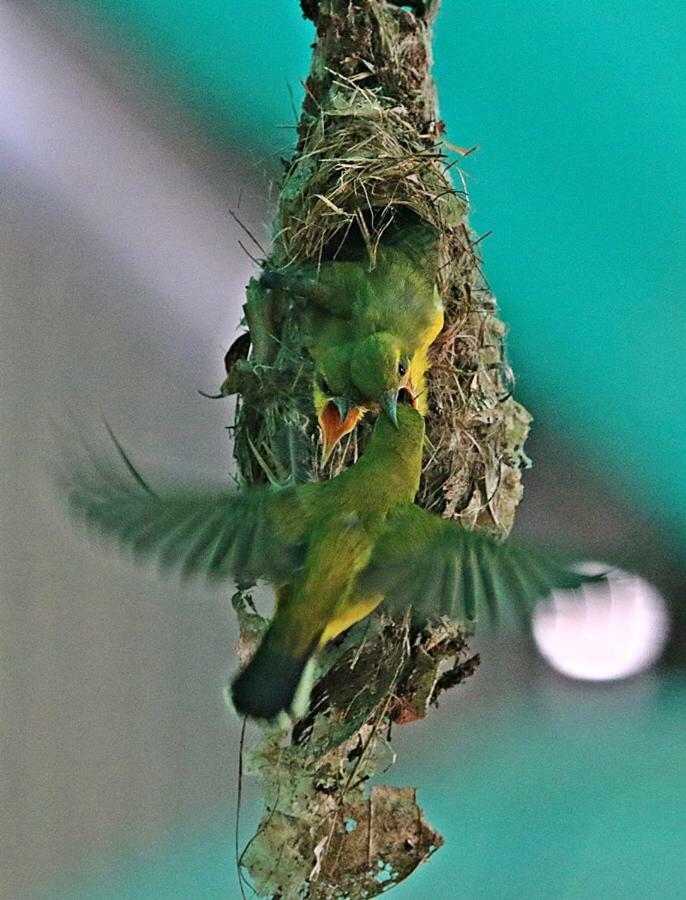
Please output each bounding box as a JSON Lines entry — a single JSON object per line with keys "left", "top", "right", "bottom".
{"left": 262, "top": 226, "right": 444, "bottom": 460}
{"left": 62, "top": 405, "right": 600, "bottom": 720}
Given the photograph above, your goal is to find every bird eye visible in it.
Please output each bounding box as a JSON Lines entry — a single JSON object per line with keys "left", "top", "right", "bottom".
{"left": 398, "top": 362, "right": 408, "bottom": 377}
{"left": 319, "top": 376, "right": 332, "bottom": 396}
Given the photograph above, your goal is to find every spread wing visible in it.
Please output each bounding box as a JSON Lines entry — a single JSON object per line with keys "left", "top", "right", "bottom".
{"left": 358, "top": 504, "right": 605, "bottom": 627}
{"left": 59, "top": 430, "right": 308, "bottom": 586}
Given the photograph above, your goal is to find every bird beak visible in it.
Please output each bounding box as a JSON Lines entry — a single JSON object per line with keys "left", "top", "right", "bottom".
{"left": 398, "top": 385, "right": 418, "bottom": 409}
{"left": 197, "top": 375, "right": 235, "bottom": 399}
{"left": 319, "top": 400, "right": 363, "bottom": 464}
{"left": 382, "top": 390, "right": 399, "bottom": 428}
{"left": 197, "top": 389, "right": 225, "bottom": 400}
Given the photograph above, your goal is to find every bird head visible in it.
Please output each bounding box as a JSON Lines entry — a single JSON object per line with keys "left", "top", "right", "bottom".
{"left": 350, "top": 332, "right": 415, "bottom": 427}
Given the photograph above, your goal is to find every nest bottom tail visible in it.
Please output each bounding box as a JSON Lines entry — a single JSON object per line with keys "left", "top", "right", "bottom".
{"left": 230, "top": 622, "right": 320, "bottom": 721}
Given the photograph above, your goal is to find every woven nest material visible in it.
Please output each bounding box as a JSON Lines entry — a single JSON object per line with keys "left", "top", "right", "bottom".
{"left": 227, "top": 2, "right": 532, "bottom": 896}
{"left": 234, "top": 72, "right": 530, "bottom": 534}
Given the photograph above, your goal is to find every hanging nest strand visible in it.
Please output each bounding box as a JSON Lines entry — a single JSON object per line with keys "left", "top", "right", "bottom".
{"left": 227, "top": 1, "right": 531, "bottom": 897}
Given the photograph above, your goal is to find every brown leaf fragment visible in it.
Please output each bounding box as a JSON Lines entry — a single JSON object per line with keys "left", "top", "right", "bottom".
{"left": 310, "top": 786, "right": 443, "bottom": 898}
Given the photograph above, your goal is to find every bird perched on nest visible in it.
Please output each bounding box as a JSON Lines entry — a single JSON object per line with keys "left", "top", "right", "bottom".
{"left": 62, "top": 404, "right": 600, "bottom": 721}
{"left": 261, "top": 224, "right": 444, "bottom": 461}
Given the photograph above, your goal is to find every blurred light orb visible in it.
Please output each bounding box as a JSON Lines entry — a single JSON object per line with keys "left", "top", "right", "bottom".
{"left": 532, "top": 568, "right": 670, "bottom": 682}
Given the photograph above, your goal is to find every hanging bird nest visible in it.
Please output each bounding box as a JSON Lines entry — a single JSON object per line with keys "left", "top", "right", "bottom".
{"left": 226, "top": 1, "right": 531, "bottom": 897}
{"left": 232, "top": 7, "right": 529, "bottom": 532}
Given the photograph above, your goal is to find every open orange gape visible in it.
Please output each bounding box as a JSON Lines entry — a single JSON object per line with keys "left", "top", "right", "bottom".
{"left": 319, "top": 384, "right": 418, "bottom": 463}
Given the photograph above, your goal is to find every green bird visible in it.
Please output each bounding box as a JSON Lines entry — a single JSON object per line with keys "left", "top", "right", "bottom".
{"left": 62, "top": 405, "right": 599, "bottom": 721}
{"left": 262, "top": 226, "right": 444, "bottom": 459}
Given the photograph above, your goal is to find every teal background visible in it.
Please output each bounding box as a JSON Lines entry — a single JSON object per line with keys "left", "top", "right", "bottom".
{"left": 68, "top": 0, "right": 686, "bottom": 539}
{"left": 46, "top": 676, "right": 686, "bottom": 899}
{"left": 36, "top": 2, "right": 686, "bottom": 897}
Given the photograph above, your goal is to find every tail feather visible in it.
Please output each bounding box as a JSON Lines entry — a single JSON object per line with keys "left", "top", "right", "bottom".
{"left": 230, "top": 622, "right": 320, "bottom": 721}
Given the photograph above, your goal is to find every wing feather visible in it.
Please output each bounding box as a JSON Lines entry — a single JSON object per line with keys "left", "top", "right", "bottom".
{"left": 460, "top": 545, "right": 477, "bottom": 621}
{"left": 61, "top": 439, "right": 307, "bottom": 586}
{"left": 437, "top": 556, "right": 455, "bottom": 618}
{"left": 359, "top": 504, "right": 605, "bottom": 628}
{"left": 476, "top": 554, "right": 500, "bottom": 626}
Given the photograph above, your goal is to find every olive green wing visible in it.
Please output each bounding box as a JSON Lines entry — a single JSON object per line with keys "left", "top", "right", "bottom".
{"left": 261, "top": 263, "right": 361, "bottom": 318}
{"left": 60, "top": 432, "right": 308, "bottom": 586}
{"left": 358, "top": 504, "right": 605, "bottom": 627}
